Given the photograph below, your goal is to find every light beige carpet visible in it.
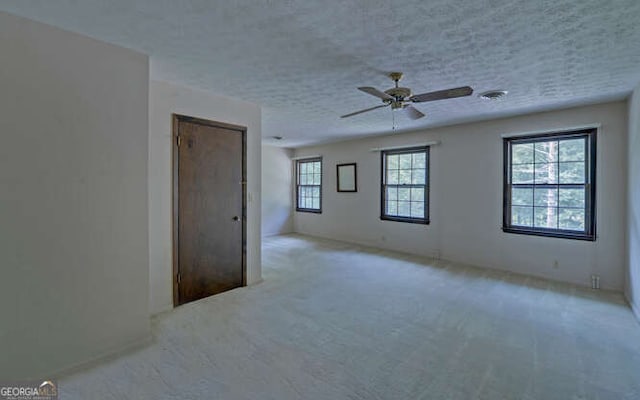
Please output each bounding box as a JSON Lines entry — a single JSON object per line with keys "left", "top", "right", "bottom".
{"left": 60, "top": 234, "right": 640, "bottom": 399}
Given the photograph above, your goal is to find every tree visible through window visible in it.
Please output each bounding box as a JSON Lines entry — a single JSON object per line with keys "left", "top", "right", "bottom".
{"left": 503, "top": 128, "right": 596, "bottom": 240}
{"left": 296, "top": 157, "right": 322, "bottom": 213}
{"left": 381, "top": 146, "right": 429, "bottom": 224}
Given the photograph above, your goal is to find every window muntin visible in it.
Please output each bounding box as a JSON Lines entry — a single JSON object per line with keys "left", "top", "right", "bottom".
{"left": 503, "top": 129, "right": 596, "bottom": 240}
{"left": 296, "top": 158, "right": 322, "bottom": 213}
{"left": 381, "top": 147, "right": 429, "bottom": 224}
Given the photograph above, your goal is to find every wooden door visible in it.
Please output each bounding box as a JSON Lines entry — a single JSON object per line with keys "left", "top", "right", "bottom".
{"left": 173, "top": 115, "right": 246, "bottom": 306}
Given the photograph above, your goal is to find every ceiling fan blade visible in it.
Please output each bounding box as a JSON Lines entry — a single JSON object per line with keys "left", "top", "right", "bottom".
{"left": 403, "top": 105, "right": 425, "bottom": 120}
{"left": 410, "top": 86, "right": 473, "bottom": 103}
{"left": 358, "top": 87, "right": 394, "bottom": 101}
{"left": 340, "top": 104, "right": 389, "bottom": 118}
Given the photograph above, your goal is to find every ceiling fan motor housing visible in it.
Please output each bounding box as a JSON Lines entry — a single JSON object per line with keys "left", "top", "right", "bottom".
{"left": 341, "top": 71, "right": 472, "bottom": 119}
{"left": 384, "top": 87, "right": 412, "bottom": 101}
{"left": 385, "top": 71, "right": 411, "bottom": 106}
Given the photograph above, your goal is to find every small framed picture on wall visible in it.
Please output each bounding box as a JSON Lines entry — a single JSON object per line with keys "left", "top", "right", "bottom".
{"left": 337, "top": 163, "right": 357, "bottom": 192}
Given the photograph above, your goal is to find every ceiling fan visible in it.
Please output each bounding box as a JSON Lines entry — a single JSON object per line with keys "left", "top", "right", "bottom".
{"left": 341, "top": 72, "right": 473, "bottom": 120}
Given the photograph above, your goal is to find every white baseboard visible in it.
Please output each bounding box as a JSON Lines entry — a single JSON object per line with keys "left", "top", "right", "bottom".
{"left": 47, "top": 334, "right": 152, "bottom": 380}
{"left": 262, "top": 230, "right": 294, "bottom": 238}
{"left": 248, "top": 278, "right": 264, "bottom": 286}
{"left": 151, "top": 302, "right": 175, "bottom": 316}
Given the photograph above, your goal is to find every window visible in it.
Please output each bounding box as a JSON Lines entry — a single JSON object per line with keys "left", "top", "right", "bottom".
{"left": 381, "top": 147, "right": 429, "bottom": 224}
{"left": 503, "top": 128, "right": 596, "bottom": 240}
{"left": 296, "top": 157, "right": 322, "bottom": 213}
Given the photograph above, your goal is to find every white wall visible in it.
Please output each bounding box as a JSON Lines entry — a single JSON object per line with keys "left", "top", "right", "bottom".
{"left": 262, "top": 145, "right": 294, "bottom": 237}
{"left": 149, "top": 80, "right": 262, "bottom": 315}
{"left": 627, "top": 84, "right": 640, "bottom": 321}
{"left": 294, "top": 102, "right": 627, "bottom": 290}
{"left": 0, "top": 12, "right": 149, "bottom": 379}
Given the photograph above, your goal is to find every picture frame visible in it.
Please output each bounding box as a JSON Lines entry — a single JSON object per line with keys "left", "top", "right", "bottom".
{"left": 336, "top": 163, "right": 357, "bottom": 192}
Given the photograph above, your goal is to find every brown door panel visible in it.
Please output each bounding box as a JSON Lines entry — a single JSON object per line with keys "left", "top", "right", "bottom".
{"left": 174, "top": 117, "right": 246, "bottom": 306}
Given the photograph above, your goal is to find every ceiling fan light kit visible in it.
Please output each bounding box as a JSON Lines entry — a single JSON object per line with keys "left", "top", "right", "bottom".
{"left": 341, "top": 72, "right": 474, "bottom": 121}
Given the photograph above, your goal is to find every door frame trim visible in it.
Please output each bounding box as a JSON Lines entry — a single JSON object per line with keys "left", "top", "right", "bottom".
{"left": 172, "top": 114, "right": 247, "bottom": 307}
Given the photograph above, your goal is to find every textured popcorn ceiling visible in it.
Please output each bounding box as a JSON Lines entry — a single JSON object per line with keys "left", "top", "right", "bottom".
{"left": 2, "top": 0, "right": 640, "bottom": 147}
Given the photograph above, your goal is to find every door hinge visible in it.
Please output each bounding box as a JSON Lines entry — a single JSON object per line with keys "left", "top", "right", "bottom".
{"left": 177, "top": 272, "right": 181, "bottom": 284}
{"left": 177, "top": 136, "right": 182, "bottom": 147}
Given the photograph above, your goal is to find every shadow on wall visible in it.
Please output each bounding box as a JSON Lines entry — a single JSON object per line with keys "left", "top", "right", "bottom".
{"left": 262, "top": 145, "right": 294, "bottom": 236}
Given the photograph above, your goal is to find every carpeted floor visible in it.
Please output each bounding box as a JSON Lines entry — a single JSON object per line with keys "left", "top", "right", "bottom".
{"left": 60, "top": 234, "right": 640, "bottom": 399}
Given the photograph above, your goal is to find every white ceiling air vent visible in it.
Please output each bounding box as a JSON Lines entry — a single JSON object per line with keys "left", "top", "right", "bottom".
{"left": 478, "top": 90, "right": 508, "bottom": 100}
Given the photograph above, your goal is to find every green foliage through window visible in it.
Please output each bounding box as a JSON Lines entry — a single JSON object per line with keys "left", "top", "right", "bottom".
{"left": 503, "top": 129, "right": 596, "bottom": 240}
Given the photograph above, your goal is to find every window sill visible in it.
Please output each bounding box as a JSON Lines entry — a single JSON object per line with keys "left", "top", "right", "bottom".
{"left": 502, "top": 226, "right": 595, "bottom": 241}
{"left": 380, "top": 216, "right": 430, "bottom": 225}
{"left": 296, "top": 208, "right": 322, "bottom": 214}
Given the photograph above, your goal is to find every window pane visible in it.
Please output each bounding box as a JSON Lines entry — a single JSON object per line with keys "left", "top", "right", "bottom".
{"left": 411, "top": 188, "right": 424, "bottom": 202}
{"left": 534, "top": 141, "right": 559, "bottom": 163}
{"left": 387, "top": 187, "right": 398, "bottom": 201}
{"left": 559, "top": 138, "right": 585, "bottom": 162}
{"left": 504, "top": 131, "right": 594, "bottom": 238}
{"left": 412, "top": 153, "right": 426, "bottom": 168}
{"left": 383, "top": 149, "right": 428, "bottom": 222}
{"left": 297, "top": 160, "right": 322, "bottom": 212}
{"left": 387, "top": 155, "right": 399, "bottom": 169}
{"left": 411, "top": 202, "right": 424, "bottom": 218}
{"left": 534, "top": 188, "right": 558, "bottom": 207}
{"left": 512, "top": 143, "right": 534, "bottom": 164}
{"left": 399, "top": 169, "right": 411, "bottom": 184}
{"left": 559, "top": 188, "right": 585, "bottom": 208}
{"left": 558, "top": 208, "right": 585, "bottom": 231}
{"left": 387, "top": 169, "right": 399, "bottom": 184}
{"left": 512, "top": 164, "right": 534, "bottom": 184}
{"left": 511, "top": 206, "right": 533, "bottom": 227}
{"left": 512, "top": 188, "right": 533, "bottom": 206}
{"left": 397, "top": 201, "right": 410, "bottom": 217}
{"left": 386, "top": 201, "right": 397, "bottom": 215}
{"left": 534, "top": 207, "right": 558, "bottom": 229}
{"left": 411, "top": 169, "right": 425, "bottom": 184}
{"left": 534, "top": 163, "right": 558, "bottom": 184}
{"left": 559, "top": 162, "right": 585, "bottom": 184}
{"left": 399, "top": 154, "right": 412, "bottom": 169}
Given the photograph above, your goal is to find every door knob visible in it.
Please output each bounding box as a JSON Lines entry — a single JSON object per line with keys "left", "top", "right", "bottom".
{"left": 232, "top": 216, "right": 240, "bottom": 221}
